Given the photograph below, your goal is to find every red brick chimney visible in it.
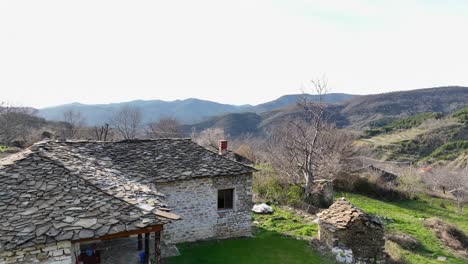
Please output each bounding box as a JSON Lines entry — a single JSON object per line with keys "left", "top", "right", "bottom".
{"left": 219, "top": 140, "right": 228, "bottom": 155}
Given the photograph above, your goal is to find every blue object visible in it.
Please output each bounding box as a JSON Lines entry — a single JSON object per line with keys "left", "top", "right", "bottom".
{"left": 139, "top": 251, "right": 145, "bottom": 264}
{"left": 85, "top": 248, "right": 93, "bottom": 257}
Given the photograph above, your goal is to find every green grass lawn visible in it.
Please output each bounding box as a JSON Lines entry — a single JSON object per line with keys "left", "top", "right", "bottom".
{"left": 166, "top": 229, "right": 331, "bottom": 264}
{"left": 166, "top": 207, "right": 331, "bottom": 264}
{"left": 338, "top": 192, "right": 468, "bottom": 264}
{"left": 167, "top": 193, "right": 467, "bottom": 264}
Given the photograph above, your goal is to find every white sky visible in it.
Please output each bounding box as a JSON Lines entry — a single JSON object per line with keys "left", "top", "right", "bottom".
{"left": 1, "top": 0, "right": 468, "bottom": 108}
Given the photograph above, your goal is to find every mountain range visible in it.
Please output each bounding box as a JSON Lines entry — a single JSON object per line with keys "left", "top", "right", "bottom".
{"left": 37, "top": 87, "right": 468, "bottom": 138}
{"left": 37, "top": 93, "right": 355, "bottom": 125}
{"left": 182, "top": 86, "right": 468, "bottom": 137}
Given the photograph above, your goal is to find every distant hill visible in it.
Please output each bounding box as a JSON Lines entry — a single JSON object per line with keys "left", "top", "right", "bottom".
{"left": 340, "top": 86, "right": 468, "bottom": 128}
{"left": 183, "top": 112, "right": 263, "bottom": 138}
{"left": 246, "top": 93, "right": 355, "bottom": 113}
{"left": 37, "top": 94, "right": 355, "bottom": 125}
{"left": 38, "top": 99, "right": 249, "bottom": 125}
{"left": 185, "top": 86, "right": 468, "bottom": 137}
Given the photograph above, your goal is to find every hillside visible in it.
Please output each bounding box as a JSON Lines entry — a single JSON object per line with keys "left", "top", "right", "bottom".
{"left": 246, "top": 93, "right": 355, "bottom": 113}
{"left": 341, "top": 86, "right": 468, "bottom": 128}
{"left": 183, "top": 112, "right": 263, "bottom": 138}
{"left": 357, "top": 109, "right": 468, "bottom": 166}
{"left": 185, "top": 86, "right": 468, "bottom": 137}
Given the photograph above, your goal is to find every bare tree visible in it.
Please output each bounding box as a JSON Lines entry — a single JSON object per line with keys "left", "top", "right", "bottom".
{"left": 192, "top": 128, "right": 226, "bottom": 149}
{"left": 423, "top": 167, "right": 468, "bottom": 213}
{"left": 147, "top": 117, "right": 182, "bottom": 138}
{"left": 266, "top": 78, "right": 355, "bottom": 195}
{"left": 93, "top": 123, "right": 111, "bottom": 141}
{"left": 232, "top": 134, "right": 266, "bottom": 164}
{"left": 111, "top": 106, "right": 143, "bottom": 140}
{"left": 60, "top": 110, "right": 85, "bottom": 139}
{"left": 0, "top": 102, "right": 40, "bottom": 146}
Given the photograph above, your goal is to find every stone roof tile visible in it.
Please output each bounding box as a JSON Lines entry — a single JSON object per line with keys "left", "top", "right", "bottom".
{"left": 317, "top": 198, "right": 383, "bottom": 231}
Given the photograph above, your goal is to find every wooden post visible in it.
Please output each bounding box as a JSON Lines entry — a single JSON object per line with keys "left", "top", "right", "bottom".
{"left": 154, "top": 231, "right": 162, "bottom": 264}
{"left": 138, "top": 234, "right": 143, "bottom": 250}
{"left": 144, "top": 233, "right": 150, "bottom": 264}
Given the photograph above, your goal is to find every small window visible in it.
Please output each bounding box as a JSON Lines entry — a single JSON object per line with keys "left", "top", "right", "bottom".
{"left": 218, "top": 189, "right": 234, "bottom": 210}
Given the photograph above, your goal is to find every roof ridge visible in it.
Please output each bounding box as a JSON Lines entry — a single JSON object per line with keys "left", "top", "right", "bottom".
{"left": 191, "top": 141, "right": 258, "bottom": 172}
{"left": 46, "top": 138, "right": 192, "bottom": 144}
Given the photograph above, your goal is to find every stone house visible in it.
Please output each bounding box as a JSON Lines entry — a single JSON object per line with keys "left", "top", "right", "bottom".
{"left": 0, "top": 139, "right": 255, "bottom": 264}
{"left": 317, "top": 198, "right": 385, "bottom": 263}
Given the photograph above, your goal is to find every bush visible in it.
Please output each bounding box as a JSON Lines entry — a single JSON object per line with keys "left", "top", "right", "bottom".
{"left": 423, "top": 140, "right": 468, "bottom": 162}
{"left": 363, "top": 112, "right": 443, "bottom": 137}
{"left": 452, "top": 106, "right": 468, "bottom": 124}
{"left": 335, "top": 173, "right": 410, "bottom": 201}
{"left": 286, "top": 185, "right": 304, "bottom": 207}
{"left": 253, "top": 165, "right": 306, "bottom": 208}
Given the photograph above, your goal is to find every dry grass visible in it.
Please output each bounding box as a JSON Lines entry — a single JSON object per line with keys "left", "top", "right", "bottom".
{"left": 358, "top": 128, "right": 427, "bottom": 146}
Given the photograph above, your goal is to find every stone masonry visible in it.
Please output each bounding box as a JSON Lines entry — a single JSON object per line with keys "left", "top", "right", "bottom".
{"left": 0, "top": 241, "right": 73, "bottom": 264}
{"left": 0, "top": 139, "right": 256, "bottom": 262}
{"left": 318, "top": 198, "right": 385, "bottom": 263}
{"left": 158, "top": 174, "right": 253, "bottom": 244}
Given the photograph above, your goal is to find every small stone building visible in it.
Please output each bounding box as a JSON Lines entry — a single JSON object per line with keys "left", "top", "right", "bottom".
{"left": 318, "top": 198, "right": 385, "bottom": 263}
{"left": 0, "top": 139, "right": 255, "bottom": 263}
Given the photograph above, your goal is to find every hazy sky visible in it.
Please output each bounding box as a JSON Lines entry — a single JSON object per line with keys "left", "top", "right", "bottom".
{"left": 1, "top": 0, "right": 468, "bottom": 108}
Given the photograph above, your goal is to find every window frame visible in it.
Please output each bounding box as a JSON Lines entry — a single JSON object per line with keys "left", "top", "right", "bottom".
{"left": 217, "top": 188, "right": 235, "bottom": 211}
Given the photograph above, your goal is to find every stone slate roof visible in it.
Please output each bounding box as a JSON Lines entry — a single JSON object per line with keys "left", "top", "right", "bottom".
{"left": 0, "top": 139, "right": 255, "bottom": 252}
{"left": 317, "top": 198, "right": 383, "bottom": 231}
{"left": 41, "top": 139, "right": 257, "bottom": 183}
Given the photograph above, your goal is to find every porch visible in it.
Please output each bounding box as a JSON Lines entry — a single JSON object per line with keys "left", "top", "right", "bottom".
{"left": 76, "top": 225, "right": 173, "bottom": 264}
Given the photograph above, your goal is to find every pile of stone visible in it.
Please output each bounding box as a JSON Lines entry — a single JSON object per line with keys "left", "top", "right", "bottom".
{"left": 317, "top": 198, "right": 385, "bottom": 264}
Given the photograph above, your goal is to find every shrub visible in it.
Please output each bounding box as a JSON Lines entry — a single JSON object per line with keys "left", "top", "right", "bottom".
{"left": 286, "top": 185, "right": 304, "bottom": 207}
{"left": 452, "top": 106, "right": 468, "bottom": 124}
{"left": 335, "top": 172, "right": 410, "bottom": 201}
{"left": 363, "top": 112, "right": 443, "bottom": 137}
{"left": 253, "top": 165, "right": 308, "bottom": 209}
{"left": 422, "top": 140, "right": 468, "bottom": 162}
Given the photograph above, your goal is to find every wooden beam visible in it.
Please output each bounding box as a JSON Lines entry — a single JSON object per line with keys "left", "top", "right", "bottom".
{"left": 144, "top": 233, "right": 150, "bottom": 264}
{"left": 138, "top": 234, "right": 143, "bottom": 251}
{"left": 74, "top": 224, "right": 163, "bottom": 243}
{"left": 154, "top": 231, "right": 162, "bottom": 264}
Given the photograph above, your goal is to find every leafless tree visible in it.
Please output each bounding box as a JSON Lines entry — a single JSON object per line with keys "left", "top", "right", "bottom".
{"left": 0, "top": 102, "right": 39, "bottom": 146}
{"left": 93, "top": 123, "right": 111, "bottom": 141}
{"left": 110, "top": 106, "right": 143, "bottom": 140}
{"left": 60, "top": 110, "right": 85, "bottom": 139}
{"left": 147, "top": 117, "right": 182, "bottom": 138}
{"left": 423, "top": 167, "right": 468, "bottom": 213}
{"left": 266, "top": 78, "right": 356, "bottom": 195}
{"left": 192, "top": 128, "right": 226, "bottom": 149}
{"left": 231, "top": 134, "right": 266, "bottom": 164}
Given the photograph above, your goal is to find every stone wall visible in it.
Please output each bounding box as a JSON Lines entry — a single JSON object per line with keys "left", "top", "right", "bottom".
{"left": 319, "top": 220, "right": 386, "bottom": 263}
{"left": 157, "top": 174, "right": 252, "bottom": 244}
{"left": 0, "top": 241, "right": 73, "bottom": 264}
{"left": 212, "top": 174, "right": 252, "bottom": 239}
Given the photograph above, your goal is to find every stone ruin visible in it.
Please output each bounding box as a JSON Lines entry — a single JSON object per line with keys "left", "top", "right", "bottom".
{"left": 317, "top": 198, "right": 385, "bottom": 263}
{"left": 306, "top": 179, "right": 334, "bottom": 208}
